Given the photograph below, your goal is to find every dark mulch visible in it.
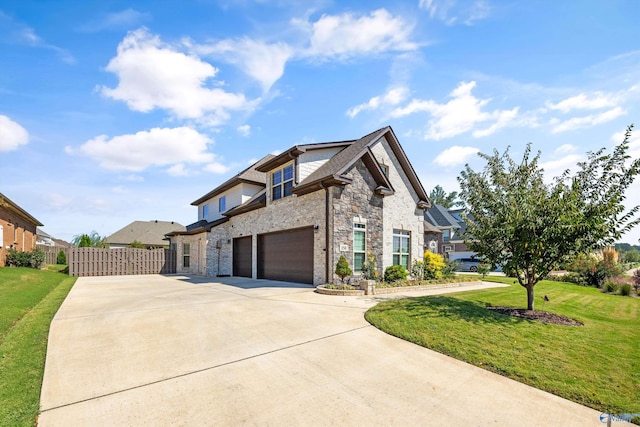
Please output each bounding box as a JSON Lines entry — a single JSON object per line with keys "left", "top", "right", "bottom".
{"left": 487, "top": 306, "right": 583, "bottom": 326}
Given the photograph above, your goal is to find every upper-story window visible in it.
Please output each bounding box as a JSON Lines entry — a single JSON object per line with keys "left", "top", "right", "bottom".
{"left": 202, "top": 204, "right": 209, "bottom": 219}
{"left": 219, "top": 196, "right": 226, "bottom": 212}
{"left": 272, "top": 164, "right": 294, "bottom": 201}
{"left": 380, "top": 164, "right": 389, "bottom": 177}
{"left": 442, "top": 229, "right": 450, "bottom": 242}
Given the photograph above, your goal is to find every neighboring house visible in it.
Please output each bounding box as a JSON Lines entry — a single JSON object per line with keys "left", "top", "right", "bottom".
{"left": 424, "top": 204, "right": 476, "bottom": 260}
{"left": 0, "top": 193, "right": 43, "bottom": 267}
{"left": 36, "top": 228, "right": 55, "bottom": 246}
{"left": 106, "top": 220, "right": 186, "bottom": 249}
{"left": 167, "top": 126, "right": 430, "bottom": 285}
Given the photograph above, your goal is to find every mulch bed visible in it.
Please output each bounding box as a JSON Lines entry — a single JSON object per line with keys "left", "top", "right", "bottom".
{"left": 487, "top": 306, "right": 583, "bottom": 326}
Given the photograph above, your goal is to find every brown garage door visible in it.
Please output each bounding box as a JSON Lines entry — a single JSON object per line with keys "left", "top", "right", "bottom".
{"left": 233, "top": 236, "right": 252, "bottom": 278}
{"left": 257, "top": 227, "right": 313, "bottom": 284}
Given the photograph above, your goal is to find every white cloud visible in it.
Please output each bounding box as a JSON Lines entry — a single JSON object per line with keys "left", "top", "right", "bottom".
{"left": 295, "top": 9, "right": 417, "bottom": 60}
{"left": 203, "top": 160, "right": 231, "bottom": 174}
{"left": 549, "top": 107, "right": 625, "bottom": 133}
{"left": 111, "top": 186, "right": 128, "bottom": 193}
{"left": 237, "top": 124, "right": 251, "bottom": 137}
{"left": 391, "top": 81, "right": 521, "bottom": 140}
{"left": 166, "top": 163, "right": 190, "bottom": 176}
{"left": 191, "top": 38, "right": 293, "bottom": 92}
{"left": 554, "top": 144, "right": 577, "bottom": 154}
{"left": 433, "top": 146, "right": 480, "bottom": 167}
{"left": 540, "top": 154, "right": 583, "bottom": 180}
{"left": 100, "top": 28, "right": 253, "bottom": 124}
{"left": 0, "top": 12, "right": 75, "bottom": 63}
{"left": 546, "top": 92, "right": 618, "bottom": 113}
{"left": 80, "top": 9, "right": 151, "bottom": 32}
{"left": 346, "top": 86, "right": 409, "bottom": 118}
{"left": 419, "top": 0, "right": 490, "bottom": 25}
{"left": 75, "top": 126, "right": 215, "bottom": 171}
{"left": 0, "top": 115, "right": 29, "bottom": 151}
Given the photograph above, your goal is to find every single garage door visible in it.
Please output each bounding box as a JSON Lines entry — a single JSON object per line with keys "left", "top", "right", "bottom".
{"left": 257, "top": 227, "right": 313, "bottom": 284}
{"left": 233, "top": 236, "right": 252, "bottom": 278}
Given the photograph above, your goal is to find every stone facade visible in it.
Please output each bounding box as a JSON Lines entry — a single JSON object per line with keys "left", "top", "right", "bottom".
{"left": 370, "top": 137, "right": 425, "bottom": 270}
{"left": 331, "top": 160, "right": 384, "bottom": 282}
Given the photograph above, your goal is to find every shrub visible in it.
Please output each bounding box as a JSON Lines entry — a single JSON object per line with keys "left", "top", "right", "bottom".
{"left": 410, "top": 260, "right": 425, "bottom": 280}
{"left": 384, "top": 265, "right": 408, "bottom": 282}
{"left": 5, "top": 248, "right": 45, "bottom": 268}
{"left": 335, "top": 255, "right": 352, "bottom": 284}
{"left": 477, "top": 263, "right": 491, "bottom": 278}
{"left": 441, "top": 259, "right": 458, "bottom": 278}
{"left": 360, "top": 252, "right": 380, "bottom": 280}
{"left": 423, "top": 251, "right": 445, "bottom": 280}
{"left": 619, "top": 283, "right": 631, "bottom": 296}
{"left": 56, "top": 250, "right": 67, "bottom": 265}
{"left": 547, "top": 272, "right": 585, "bottom": 286}
{"left": 603, "top": 281, "right": 618, "bottom": 293}
{"left": 584, "top": 269, "right": 607, "bottom": 288}
{"left": 129, "top": 240, "right": 146, "bottom": 249}
{"left": 632, "top": 269, "right": 640, "bottom": 295}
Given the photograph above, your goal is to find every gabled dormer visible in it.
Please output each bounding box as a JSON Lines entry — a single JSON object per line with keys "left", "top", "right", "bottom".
{"left": 190, "top": 155, "right": 275, "bottom": 222}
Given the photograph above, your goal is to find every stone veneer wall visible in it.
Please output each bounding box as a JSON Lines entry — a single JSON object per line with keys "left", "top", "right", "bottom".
{"left": 173, "top": 232, "right": 208, "bottom": 275}
{"left": 331, "top": 159, "right": 384, "bottom": 283}
{"left": 370, "top": 136, "right": 425, "bottom": 270}
{"left": 205, "top": 190, "right": 327, "bottom": 284}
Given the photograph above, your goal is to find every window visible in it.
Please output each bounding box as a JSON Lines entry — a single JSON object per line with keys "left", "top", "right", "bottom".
{"left": 183, "top": 243, "right": 190, "bottom": 268}
{"left": 442, "top": 229, "right": 450, "bottom": 242}
{"left": 393, "top": 230, "right": 410, "bottom": 269}
{"left": 202, "top": 204, "right": 209, "bottom": 219}
{"left": 219, "top": 196, "right": 226, "bottom": 212}
{"left": 353, "top": 223, "right": 366, "bottom": 272}
{"left": 272, "top": 164, "right": 294, "bottom": 201}
{"left": 380, "top": 164, "right": 389, "bottom": 177}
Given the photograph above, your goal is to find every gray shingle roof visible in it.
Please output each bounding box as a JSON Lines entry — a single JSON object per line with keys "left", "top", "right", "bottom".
{"left": 191, "top": 154, "right": 275, "bottom": 205}
{"left": 106, "top": 220, "right": 185, "bottom": 246}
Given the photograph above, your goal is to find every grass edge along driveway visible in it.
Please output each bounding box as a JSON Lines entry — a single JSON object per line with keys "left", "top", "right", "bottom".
{"left": 0, "top": 266, "right": 76, "bottom": 426}
{"left": 365, "top": 276, "right": 639, "bottom": 419}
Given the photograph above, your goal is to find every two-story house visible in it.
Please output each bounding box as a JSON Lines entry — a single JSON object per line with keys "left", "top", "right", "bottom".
{"left": 167, "top": 127, "right": 430, "bottom": 285}
{"left": 424, "top": 204, "right": 476, "bottom": 261}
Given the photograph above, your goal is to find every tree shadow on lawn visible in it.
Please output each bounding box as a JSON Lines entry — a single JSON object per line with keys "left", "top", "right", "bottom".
{"left": 393, "top": 296, "right": 527, "bottom": 326}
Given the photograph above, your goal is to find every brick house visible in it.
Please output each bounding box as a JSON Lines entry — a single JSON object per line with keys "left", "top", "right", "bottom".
{"left": 167, "top": 127, "right": 430, "bottom": 285}
{"left": 0, "top": 193, "right": 43, "bottom": 266}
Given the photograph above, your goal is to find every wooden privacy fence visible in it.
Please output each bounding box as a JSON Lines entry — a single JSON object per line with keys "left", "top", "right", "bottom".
{"left": 68, "top": 248, "right": 177, "bottom": 277}
{"left": 36, "top": 244, "right": 69, "bottom": 265}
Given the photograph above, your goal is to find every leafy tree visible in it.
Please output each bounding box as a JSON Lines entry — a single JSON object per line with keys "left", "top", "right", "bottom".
{"left": 622, "top": 248, "right": 640, "bottom": 263}
{"left": 429, "top": 185, "right": 463, "bottom": 208}
{"left": 335, "top": 255, "right": 352, "bottom": 284}
{"left": 72, "top": 231, "right": 109, "bottom": 248}
{"left": 129, "top": 240, "right": 146, "bottom": 249}
{"left": 458, "top": 125, "right": 640, "bottom": 310}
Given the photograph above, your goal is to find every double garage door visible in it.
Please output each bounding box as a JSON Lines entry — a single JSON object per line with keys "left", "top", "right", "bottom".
{"left": 233, "top": 227, "right": 314, "bottom": 284}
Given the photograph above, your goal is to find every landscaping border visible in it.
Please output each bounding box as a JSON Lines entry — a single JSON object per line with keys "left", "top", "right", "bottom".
{"left": 315, "top": 280, "right": 484, "bottom": 296}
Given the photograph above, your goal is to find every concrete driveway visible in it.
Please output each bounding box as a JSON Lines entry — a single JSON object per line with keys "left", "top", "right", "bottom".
{"left": 39, "top": 275, "right": 602, "bottom": 426}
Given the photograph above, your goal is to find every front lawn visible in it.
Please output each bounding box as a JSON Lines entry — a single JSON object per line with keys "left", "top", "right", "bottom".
{"left": 0, "top": 267, "right": 76, "bottom": 426}
{"left": 365, "top": 277, "right": 639, "bottom": 417}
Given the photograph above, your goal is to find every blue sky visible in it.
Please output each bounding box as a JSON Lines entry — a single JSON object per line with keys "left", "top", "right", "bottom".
{"left": 1, "top": 0, "right": 639, "bottom": 244}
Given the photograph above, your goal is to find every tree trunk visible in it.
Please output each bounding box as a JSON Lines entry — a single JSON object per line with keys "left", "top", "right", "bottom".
{"left": 526, "top": 285, "right": 534, "bottom": 311}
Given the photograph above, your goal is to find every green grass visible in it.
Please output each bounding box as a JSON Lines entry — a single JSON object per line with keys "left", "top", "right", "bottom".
{"left": 365, "top": 276, "right": 639, "bottom": 416}
{"left": 0, "top": 267, "right": 76, "bottom": 426}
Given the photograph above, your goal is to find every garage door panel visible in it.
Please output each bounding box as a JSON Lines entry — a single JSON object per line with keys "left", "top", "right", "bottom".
{"left": 233, "top": 236, "right": 252, "bottom": 278}
{"left": 258, "top": 228, "right": 313, "bottom": 284}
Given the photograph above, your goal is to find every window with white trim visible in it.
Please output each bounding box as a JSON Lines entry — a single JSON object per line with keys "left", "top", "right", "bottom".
{"left": 380, "top": 164, "right": 389, "bottom": 177}
{"left": 219, "top": 196, "right": 226, "bottom": 212}
{"left": 202, "top": 204, "right": 209, "bottom": 219}
{"left": 353, "top": 223, "right": 366, "bottom": 272}
{"left": 442, "top": 229, "right": 450, "bottom": 242}
{"left": 393, "top": 230, "right": 410, "bottom": 269}
{"left": 183, "top": 243, "right": 190, "bottom": 268}
{"left": 272, "top": 164, "right": 294, "bottom": 201}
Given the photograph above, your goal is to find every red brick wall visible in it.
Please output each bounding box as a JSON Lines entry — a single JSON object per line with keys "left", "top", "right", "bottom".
{"left": 0, "top": 207, "right": 38, "bottom": 267}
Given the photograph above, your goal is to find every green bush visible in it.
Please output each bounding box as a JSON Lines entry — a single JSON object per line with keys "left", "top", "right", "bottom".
{"left": 603, "top": 281, "right": 618, "bottom": 293}
{"left": 632, "top": 269, "right": 640, "bottom": 295}
{"left": 56, "top": 250, "right": 67, "bottom": 265}
{"left": 361, "top": 252, "right": 380, "bottom": 280}
{"left": 619, "top": 283, "right": 631, "bottom": 296}
{"left": 335, "top": 255, "right": 352, "bottom": 284}
{"left": 5, "top": 248, "right": 45, "bottom": 268}
{"left": 477, "top": 263, "right": 491, "bottom": 278}
{"left": 441, "top": 259, "right": 458, "bottom": 278}
{"left": 547, "top": 272, "right": 585, "bottom": 286}
{"left": 384, "top": 265, "right": 408, "bottom": 282}
{"left": 410, "top": 260, "right": 424, "bottom": 280}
